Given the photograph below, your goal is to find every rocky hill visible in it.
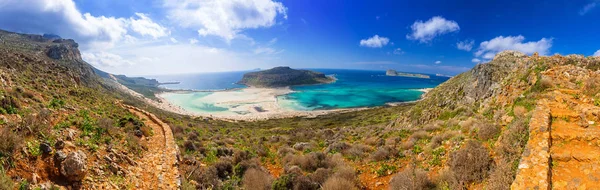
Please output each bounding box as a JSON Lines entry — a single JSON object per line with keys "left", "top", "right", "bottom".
{"left": 238, "top": 66, "right": 334, "bottom": 88}
{"left": 2, "top": 28, "right": 600, "bottom": 190}
{"left": 386, "top": 69, "right": 430, "bottom": 79}
{"left": 0, "top": 29, "right": 181, "bottom": 189}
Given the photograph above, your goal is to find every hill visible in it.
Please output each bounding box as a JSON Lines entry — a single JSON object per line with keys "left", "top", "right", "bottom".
{"left": 386, "top": 69, "right": 430, "bottom": 79}
{"left": 0, "top": 29, "right": 180, "bottom": 189}
{"left": 2, "top": 28, "right": 600, "bottom": 189}
{"left": 238, "top": 66, "right": 335, "bottom": 87}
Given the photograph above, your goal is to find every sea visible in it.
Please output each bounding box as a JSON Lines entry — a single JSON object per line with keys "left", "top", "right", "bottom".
{"left": 148, "top": 69, "right": 449, "bottom": 112}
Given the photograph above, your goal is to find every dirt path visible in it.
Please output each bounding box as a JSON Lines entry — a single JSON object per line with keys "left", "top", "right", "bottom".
{"left": 123, "top": 104, "right": 181, "bottom": 189}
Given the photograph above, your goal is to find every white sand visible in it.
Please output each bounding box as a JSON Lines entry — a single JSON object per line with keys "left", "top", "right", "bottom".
{"left": 157, "top": 87, "right": 365, "bottom": 121}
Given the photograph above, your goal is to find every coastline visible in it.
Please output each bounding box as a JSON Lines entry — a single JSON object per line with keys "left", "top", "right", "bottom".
{"left": 156, "top": 87, "right": 368, "bottom": 121}
{"left": 153, "top": 86, "right": 430, "bottom": 121}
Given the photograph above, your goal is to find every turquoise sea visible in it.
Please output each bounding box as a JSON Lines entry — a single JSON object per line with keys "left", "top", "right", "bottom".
{"left": 150, "top": 69, "right": 448, "bottom": 113}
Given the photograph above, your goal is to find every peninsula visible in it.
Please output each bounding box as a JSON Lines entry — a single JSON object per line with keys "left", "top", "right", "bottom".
{"left": 386, "top": 69, "right": 430, "bottom": 79}
{"left": 238, "top": 66, "right": 335, "bottom": 87}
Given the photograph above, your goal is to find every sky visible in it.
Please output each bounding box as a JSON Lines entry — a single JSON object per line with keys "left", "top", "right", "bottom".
{"left": 0, "top": 0, "right": 599, "bottom": 76}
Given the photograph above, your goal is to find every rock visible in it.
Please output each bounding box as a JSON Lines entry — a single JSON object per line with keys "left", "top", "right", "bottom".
{"left": 39, "top": 143, "right": 52, "bottom": 154}
{"left": 134, "top": 129, "right": 143, "bottom": 137}
{"left": 108, "top": 163, "right": 121, "bottom": 174}
{"left": 54, "top": 140, "right": 65, "bottom": 150}
{"left": 293, "top": 142, "right": 312, "bottom": 151}
{"left": 60, "top": 151, "right": 87, "bottom": 181}
{"left": 55, "top": 150, "right": 67, "bottom": 163}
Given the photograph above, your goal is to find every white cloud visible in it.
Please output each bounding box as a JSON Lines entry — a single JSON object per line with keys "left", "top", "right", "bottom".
{"left": 457, "top": 39, "right": 474, "bottom": 51}
{"left": 130, "top": 13, "right": 169, "bottom": 39}
{"left": 580, "top": 1, "right": 598, "bottom": 15}
{"left": 268, "top": 38, "right": 278, "bottom": 45}
{"left": 393, "top": 48, "right": 404, "bottom": 55}
{"left": 170, "top": 37, "right": 178, "bottom": 43}
{"left": 435, "top": 61, "right": 442, "bottom": 64}
{"left": 407, "top": 16, "right": 459, "bottom": 43}
{"left": 474, "top": 35, "right": 552, "bottom": 61}
{"left": 594, "top": 49, "right": 600, "bottom": 56}
{"left": 189, "top": 38, "right": 199, "bottom": 44}
{"left": 254, "top": 47, "right": 283, "bottom": 55}
{"left": 472, "top": 58, "right": 481, "bottom": 63}
{"left": 163, "top": 0, "right": 287, "bottom": 42}
{"left": 0, "top": 0, "right": 168, "bottom": 50}
{"left": 360, "top": 35, "right": 390, "bottom": 48}
{"left": 82, "top": 52, "right": 135, "bottom": 67}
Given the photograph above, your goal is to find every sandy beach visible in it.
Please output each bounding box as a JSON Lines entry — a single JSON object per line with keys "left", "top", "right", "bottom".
{"left": 156, "top": 87, "right": 367, "bottom": 121}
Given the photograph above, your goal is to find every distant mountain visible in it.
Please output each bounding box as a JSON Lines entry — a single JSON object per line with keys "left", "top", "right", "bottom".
{"left": 238, "top": 66, "right": 334, "bottom": 87}
{"left": 386, "top": 69, "right": 430, "bottom": 78}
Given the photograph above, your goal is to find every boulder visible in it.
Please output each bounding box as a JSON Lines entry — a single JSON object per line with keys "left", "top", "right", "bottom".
{"left": 60, "top": 151, "right": 87, "bottom": 181}
{"left": 39, "top": 143, "right": 52, "bottom": 154}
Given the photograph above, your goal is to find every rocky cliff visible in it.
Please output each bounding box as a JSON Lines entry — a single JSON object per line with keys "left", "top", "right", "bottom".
{"left": 238, "top": 66, "right": 334, "bottom": 88}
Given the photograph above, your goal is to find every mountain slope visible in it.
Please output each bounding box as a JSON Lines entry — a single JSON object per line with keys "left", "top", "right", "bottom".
{"left": 0, "top": 29, "right": 179, "bottom": 189}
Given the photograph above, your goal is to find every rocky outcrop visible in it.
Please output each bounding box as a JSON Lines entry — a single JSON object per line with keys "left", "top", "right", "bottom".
{"left": 60, "top": 151, "right": 88, "bottom": 181}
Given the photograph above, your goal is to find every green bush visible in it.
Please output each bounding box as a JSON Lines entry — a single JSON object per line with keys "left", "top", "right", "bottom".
{"left": 272, "top": 174, "right": 293, "bottom": 190}
{"left": 48, "top": 98, "right": 65, "bottom": 109}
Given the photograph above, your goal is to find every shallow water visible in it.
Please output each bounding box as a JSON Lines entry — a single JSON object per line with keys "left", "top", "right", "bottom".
{"left": 280, "top": 69, "right": 447, "bottom": 110}
{"left": 154, "top": 69, "right": 448, "bottom": 113}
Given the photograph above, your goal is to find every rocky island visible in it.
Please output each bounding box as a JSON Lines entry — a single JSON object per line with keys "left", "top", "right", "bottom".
{"left": 238, "top": 66, "right": 335, "bottom": 87}
{"left": 386, "top": 69, "right": 430, "bottom": 79}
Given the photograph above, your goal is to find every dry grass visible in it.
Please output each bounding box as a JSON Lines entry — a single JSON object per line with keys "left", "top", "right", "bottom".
{"left": 449, "top": 140, "right": 491, "bottom": 184}
{"left": 322, "top": 177, "right": 357, "bottom": 190}
{"left": 476, "top": 123, "right": 500, "bottom": 140}
{"left": 389, "top": 167, "right": 432, "bottom": 190}
{"left": 242, "top": 168, "right": 272, "bottom": 190}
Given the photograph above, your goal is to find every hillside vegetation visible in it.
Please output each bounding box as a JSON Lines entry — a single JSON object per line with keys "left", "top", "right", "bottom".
{"left": 1, "top": 28, "right": 600, "bottom": 190}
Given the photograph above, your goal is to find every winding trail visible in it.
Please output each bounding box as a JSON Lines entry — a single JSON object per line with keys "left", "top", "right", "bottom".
{"left": 123, "top": 104, "right": 181, "bottom": 189}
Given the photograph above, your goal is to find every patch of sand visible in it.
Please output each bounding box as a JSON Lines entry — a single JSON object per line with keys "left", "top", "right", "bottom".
{"left": 157, "top": 87, "right": 367, "bottom": 121}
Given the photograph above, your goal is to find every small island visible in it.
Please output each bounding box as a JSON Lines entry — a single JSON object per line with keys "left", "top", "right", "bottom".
{"left": 386, "top": 69, "right": 430, "bottom": 79}
{"left": 238, "top": 66, "right": 335, "bottom": 88}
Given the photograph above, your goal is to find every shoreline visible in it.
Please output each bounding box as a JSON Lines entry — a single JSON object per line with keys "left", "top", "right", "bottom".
{"left": 153, "top": 86, "right": 430, "bottom": 121}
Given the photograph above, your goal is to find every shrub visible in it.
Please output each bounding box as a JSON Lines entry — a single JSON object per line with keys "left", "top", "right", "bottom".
{"left": 429, "top": 131, "right": 456, "bottom": 149}
{"left": 243, "top": 168, "right": 272, "bottom": 190}
{"left": 183, "top": 140, "right": 197, "bottom": 152}
{"left": 277, "top": 146, "right": 295, "bottom": 157}
{"left": 476, "top": 123, "right": 500, "bottom": 141}
{"left": 322, "top": 177, "right": 357, "bottom": 190}
{"left": 584, "top": 77, "right": 600, "bottom": 96}
{"left": 190, "top": 166, "right": 220, "bottom": 189}
{"left": 370, "top": 147, "right": 391, "bottom": 161}
{"left": 48, "top": 98, "right": 65, "bottom": 109}
{"left": 449, "top": 140, "right": 491, "bottom": 184}
{"left": 0, "top": 128, "right": 21, "bottom": 160}
{"left": 0, "top": 168, "right": 14, "bottom": 190}
{"left": 234, "top": 159, "right": 261, "bottom": 177}
{"left": 485, "top": 160, "right": 515, "bottom": 190}
{"left": 344, "top": 144, "right": 371, "bottom": 160}
{"left": 292, "top": 175, "right": 318, "bottom": 190}
{"left": 283, "top": 152, "right": 329, "bottom": 172}
{"left": 331, "top": 166, "right": 356, "bottom": 182}
{"left": 214, "top": 158, "right": 234, "bottom": 179}
{"left": 389, "top": 168, "right": 432, "bottom": 190}
{"left": 272, "top": 174, "right": 294, "bottom": 190}
{"left": 309, "top": 168, "right": 331, "bottom": 185}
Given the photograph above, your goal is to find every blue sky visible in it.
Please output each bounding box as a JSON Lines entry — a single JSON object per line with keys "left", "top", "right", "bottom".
{"left": 0, "top": 0, "right": 599, "bottom": 75}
